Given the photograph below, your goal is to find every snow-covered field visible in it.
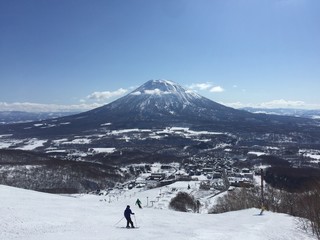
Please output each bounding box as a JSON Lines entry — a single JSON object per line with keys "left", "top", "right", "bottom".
{"left": 0, "top": 127, "right": 228, "bottom": 151}
{"left": 0, "top": 184, "right": 316, "bottom": 240}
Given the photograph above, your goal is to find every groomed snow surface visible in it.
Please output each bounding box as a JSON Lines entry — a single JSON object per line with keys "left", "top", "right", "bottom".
{"left": 0, "top": 184, "right": 316, "bottom": 240}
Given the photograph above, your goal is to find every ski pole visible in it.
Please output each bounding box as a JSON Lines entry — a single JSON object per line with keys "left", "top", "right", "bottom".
{"left": 114, "top": 217, "right": 124, "bottom": 226}
{"left": 134, "top": 214, "right": 138, "bottom": 227}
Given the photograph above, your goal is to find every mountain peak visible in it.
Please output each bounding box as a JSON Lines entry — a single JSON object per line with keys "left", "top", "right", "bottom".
{"left": 129, "top": 79, "right": 201, "bottom": 101}
{"left": 131, "top": 79, "right": 189, "bottom": 95}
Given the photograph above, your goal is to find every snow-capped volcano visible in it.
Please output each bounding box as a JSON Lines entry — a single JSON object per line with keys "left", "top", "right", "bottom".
{"left": 105, "top": 79, "right": 223, "bottom": 114}
{"left": 129, "top": 79, "right": 202, "bottom": 107}
{"left": 110, "top": 79, "right": 199, "bottom": 111}
{"left": 0, "top": 79, "right": 318, "bottom": 137}
{"left": 1, "top": 79, "right": 246, "bottom": 137}
{"left": 130, "top": 80, "right": 200, "bottom": 109}
{"left": 95, "top": 79, "right": 244, "bottom": 122}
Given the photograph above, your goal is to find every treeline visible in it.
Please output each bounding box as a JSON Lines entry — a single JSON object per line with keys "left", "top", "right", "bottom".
{"left": 264, "top": 166, "right": 320, "bottom": 192}
{"left": 209, "top": 184, "right": 320, "bottom": 239}
{"left": 0, "top": 149, "right": 129, "bottom": 193}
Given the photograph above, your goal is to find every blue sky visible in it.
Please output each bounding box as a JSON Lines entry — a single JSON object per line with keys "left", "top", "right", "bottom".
{"left": 0, "top": 0, "right": 319, "bottom": 112}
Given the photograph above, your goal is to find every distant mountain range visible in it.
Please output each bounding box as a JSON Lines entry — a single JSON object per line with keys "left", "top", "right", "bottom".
{"left": 241, "top": 107, "right": 320, "bottom": 119}
{"left": 0, "top": 111, "right": 79, "bottom": 124}
{"left": 1, "top": 107, "right": 319, "bottom": 125}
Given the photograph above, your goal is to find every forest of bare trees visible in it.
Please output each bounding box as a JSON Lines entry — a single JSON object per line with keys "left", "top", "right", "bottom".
{"left": 209, "top": 184, "right": 320, "bottom": 239}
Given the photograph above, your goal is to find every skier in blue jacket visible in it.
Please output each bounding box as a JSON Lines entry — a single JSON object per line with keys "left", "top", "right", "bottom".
{"left": 124, "top": 205, "right": 135, "bottom": 228}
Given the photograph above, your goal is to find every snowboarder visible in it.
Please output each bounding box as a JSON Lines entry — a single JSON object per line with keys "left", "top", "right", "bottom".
{"left": 124, "top": 205, "right": 135, "bottom": 228}
{"left": 135, "top": 198, "right": 142, "bottom": 209}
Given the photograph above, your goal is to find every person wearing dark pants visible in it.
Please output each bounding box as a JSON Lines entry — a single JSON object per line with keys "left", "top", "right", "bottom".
{"left": 124, "top": 205, "right": 135, "bottom": 228}
{"left": 136, "top": 198, "right": 142, "bottom": 209}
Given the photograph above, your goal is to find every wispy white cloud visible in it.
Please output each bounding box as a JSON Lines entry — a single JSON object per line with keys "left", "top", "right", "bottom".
{"left": 189, "top": 83, "right": 212, "bottom": 91}
{"left": 222, "top": 99, "right": 320, "bottom": 109}
{"left": 259, "top": 99, "right": 306, "bottom": 108}
{"left": 130, "top": 91, "right": 142, "bottom": 96}
{"left": 188, "top": 82, "right": 225, "bottom": 93}
{"left": 0, "top": 102, "right": 102, "bottom": 112}
{"left": 87, "top": 88, "right": 128, "bottom": 101}
{"left": 0, "top": 86, "right": 132, "bottom": 112}
{"left": 210, "top": 86, "right": 225, "bottom": 93}
{"left": 221, "top": 101, "right": 246, "bottom": 109}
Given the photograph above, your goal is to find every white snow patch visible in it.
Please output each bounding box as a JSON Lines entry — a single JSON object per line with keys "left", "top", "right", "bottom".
{"left": 266, "top": 146, "right": 280, "bottom": 150}
{"left": 0, "top": 134, "right": 13, "bottom": 138}
{"left": 144, "top": 89, "right": 171, "bottom": 95}
{"left": 214, "top": 143, "right": 232, "bottom": 149}
{"left": 299, "top": 149, "right": 320, "bottom": 162}
{"left": 52, "top": 138, "right": 69, "bottom": 145}
{"left": 248, "top": 151, "right": 266, "bottom": 156}
{"left": 0, "top": 139, "right": 24, "bottom": 149}
{"left": 304, "top": 154, "right": 320, "bottom": 162}
{"left": 69, "top": 151, "right": 88, "bottom": 157}
{"left": 0, "top": 142, "right": 12, "bottom": 149}
{"left": 16, "top": 139, "right": 47, "bottom": 150}
{"left": 0, "top": 185, "right": 316, "bottom": 240}
{"left": 100, "top": 122, "right": 112, "bottom": 126}
{"left": 111, "top": 129, "right": 140, "bottom": 134}
{"left": 46, "top": 150, "right": 67, "bottom": 153}
{"left": 89, "top": 148, "right": 116, "bottom": 153}
{"left": 62, "top": 138, "right": 91, "bottom": 144}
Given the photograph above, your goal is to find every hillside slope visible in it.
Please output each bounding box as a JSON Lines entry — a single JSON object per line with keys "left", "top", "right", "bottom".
{"left": 0, "top": 184, "right": 316, "bottom": 240}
